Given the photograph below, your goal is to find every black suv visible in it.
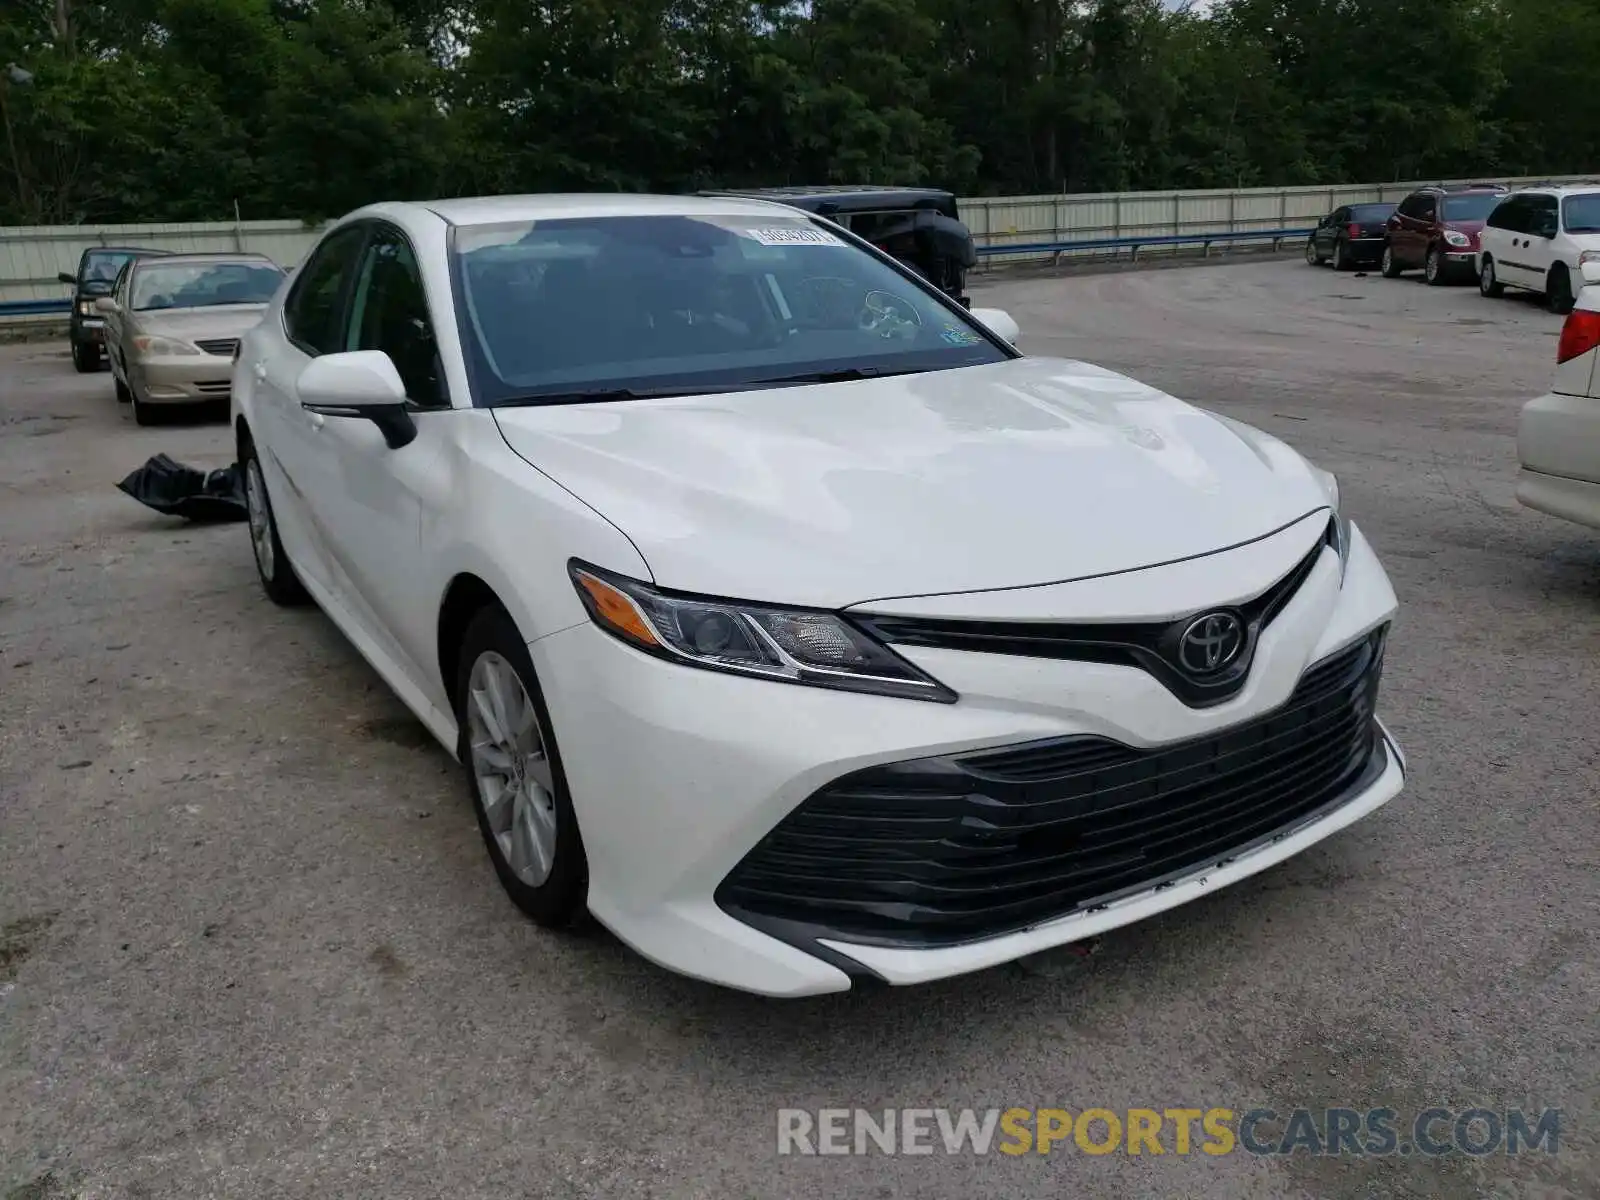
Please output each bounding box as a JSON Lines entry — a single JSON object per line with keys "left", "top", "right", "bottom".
{"left": 58, "top": 246, "right": 171, "bottom": 371}
{"left": 698, "top": 186, "right": 977, "bottom": 306}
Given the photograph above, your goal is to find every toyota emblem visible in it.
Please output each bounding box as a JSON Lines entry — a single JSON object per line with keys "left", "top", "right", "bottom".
{"left": 1177, "top": 612, "right": 1245, "bottom": 675}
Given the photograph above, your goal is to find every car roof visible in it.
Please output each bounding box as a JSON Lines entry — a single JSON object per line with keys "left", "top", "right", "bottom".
{"left": 388, "top": 193, "right": 803, "bottom": 227}
{"left": 1507, "top": 182, "right": 1600, "bottom": 195}
{"left": 1414, "top": 183, "right": 1509, "bottom": 194}
{"left": 700, "top": 185, "right": 957, "bottom": 211}
{"left": 132, "top": 252, "right": 279, "bottom": 268}
{"left": 82, "top": 245, "right": 171, "bottom": 256}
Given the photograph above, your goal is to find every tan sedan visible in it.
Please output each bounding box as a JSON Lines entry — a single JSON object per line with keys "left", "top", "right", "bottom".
{"left": 100, "top": 253, "right": 286, "bottom": 425}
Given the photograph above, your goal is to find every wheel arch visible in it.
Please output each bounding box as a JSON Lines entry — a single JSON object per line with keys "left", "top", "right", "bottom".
{"left": 437, "top": 572, "right": 509, "bottom": 714}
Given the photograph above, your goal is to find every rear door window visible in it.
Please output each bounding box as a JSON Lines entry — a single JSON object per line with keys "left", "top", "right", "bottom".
{"left": 1562, "top": 192, "right": 1600, "bottom": 235}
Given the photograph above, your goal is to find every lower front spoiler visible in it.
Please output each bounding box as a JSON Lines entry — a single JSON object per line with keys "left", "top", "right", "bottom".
{"left": 807, "top": 720, "right": 1406, "bottom": 990}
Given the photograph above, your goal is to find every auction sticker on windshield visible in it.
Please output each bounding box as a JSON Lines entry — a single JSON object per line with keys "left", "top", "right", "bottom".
{"left": 744, "top": 227, "right": 845, "bottom": 247}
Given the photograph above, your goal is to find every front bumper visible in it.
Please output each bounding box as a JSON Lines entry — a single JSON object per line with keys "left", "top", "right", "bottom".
{"left": 133, "top": 355, "right": 234, "bottom": 405}
{"left": 532, "top": 525, "right": 1404, "bottom": 996}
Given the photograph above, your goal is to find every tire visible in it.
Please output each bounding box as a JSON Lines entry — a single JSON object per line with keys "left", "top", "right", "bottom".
{"left": 1333, "top": 240, "right": 1349, "bottom": 272}
{"left": 241, "top": 440, "right": 310, "bottom": 606}
{"left": 1479, "top": 256, "right": 1505, "bottom": 298}
{"left": 1381, "top": 244, "right": 1404, "bottom": 278}
{"left": 114, "top": 370, "right": 131, "bottom": 404}
{"left": 130, "top": 386, "right": 162, "bottom": 426}
{"left": 456, "top": 604, "right": 587, "bottom": 928}
{"left": 1425, "top": 245, "right": 1447, "bottom": 286}
{"left": 1304, "top": 238, "right": 1325, "bottom": 267}
{"left": 1548, "top": 265, "right": 1575, "bottom": 315}
{"left": 71, "top": 339, "right": 99, "bottom": 373}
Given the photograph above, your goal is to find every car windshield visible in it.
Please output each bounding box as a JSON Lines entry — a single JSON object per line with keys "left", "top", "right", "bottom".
{"left": 81, "top": 251, "right": 137, "bottom": 284}
{"left": 1562, "top": 193, "right": 1600, "bottom": 234}
{"left": 450, "top": 213, "right": 1008, "bottom": 405}
{"left": 1350, "top": 204, "right": 1394, "bottom": 221}
{"left": 1441, "top": 194, "right": 1502, "bottom": 222}
{"left": 132, "top": 262, "right": 283, "bottom": 311}
{"left": 79, "top": 250, "right": 139, "bottom": 293}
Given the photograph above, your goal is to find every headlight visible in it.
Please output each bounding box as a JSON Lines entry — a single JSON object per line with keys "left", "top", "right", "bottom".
{"left": 568, "top": 560, "right": 956, "bottom": 703}
{"left": 1444, "top": 230, "right": 1470, "bottom": 248}
{"left": 131, "top": 334, "right": 200, "bottom": 356}
{"left": 77, "top": 300, "right": 94, "bottom": 317}
{"left": 1580, "top": 250, "right": 1600, "bottom": 266}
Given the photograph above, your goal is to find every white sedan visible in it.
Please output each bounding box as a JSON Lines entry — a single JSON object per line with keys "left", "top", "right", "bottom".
{"left": 233, "top": 193, "right": 1405, "bottom": 997}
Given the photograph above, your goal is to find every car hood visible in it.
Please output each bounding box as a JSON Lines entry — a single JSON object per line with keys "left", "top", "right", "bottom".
{"left": 133, "top": 305, "right": 268, "bottom": 339}
{"left": 492, "top": 357, "right": 1331, "bottom": 609}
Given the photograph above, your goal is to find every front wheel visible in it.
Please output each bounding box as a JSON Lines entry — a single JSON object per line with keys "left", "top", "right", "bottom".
{"left": 1381, "top": 245, "right": 1404, "bottom": 278}
{"left": 242, "top": 443, "right": 309, "bottom": 605}
{"left": 456, "top": 605, "right": 587, "bottom": 927}
{"left": 130, "top": 388, "right": 161, "bottom": 426}
{"left": 1479, "top": 256, "right": 1505, "bottom": 298}
{"left": 1548, "top": 265, "right": 1575, "bottom": 315}
{"left": 1425, "top": 245, "right": 1447, "bottom": 286}
{"left": 71, "top": 340, "right": 99, "bottom": 373}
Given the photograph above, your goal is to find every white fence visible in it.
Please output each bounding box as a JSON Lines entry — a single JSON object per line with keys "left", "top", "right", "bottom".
{"left": 0, "top": 218, "right": 325, "bottom": 312}
{"left": 4, "top": 173, "right": 1597, "bottom": 312}
{"left": 962, "top": 174, "right": 1600, "bottom": 264}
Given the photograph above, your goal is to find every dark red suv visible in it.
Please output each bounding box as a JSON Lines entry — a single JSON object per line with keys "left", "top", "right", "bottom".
{"left": 1382, "top": 184, "right": 1509, "bottom": 285}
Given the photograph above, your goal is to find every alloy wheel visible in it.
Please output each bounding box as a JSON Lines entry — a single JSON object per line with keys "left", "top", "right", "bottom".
{"left": 466, "top": 651, "right": 559, "bottom": 888}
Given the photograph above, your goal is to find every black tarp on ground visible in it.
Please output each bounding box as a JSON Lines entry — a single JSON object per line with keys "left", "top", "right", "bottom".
{"left": 116, "top": 454, "right": 247, "bottom": 523}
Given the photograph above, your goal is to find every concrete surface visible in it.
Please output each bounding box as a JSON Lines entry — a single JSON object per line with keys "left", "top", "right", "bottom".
{"left": 1, "top": 258, "right": 1596, "bottom": 1199}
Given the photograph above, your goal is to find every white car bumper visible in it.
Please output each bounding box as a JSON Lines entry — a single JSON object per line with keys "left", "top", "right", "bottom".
{"left": 1517, "top": 389, "right": 1600, "bottom": 530}
{"left": 531, "top": 526, "right": 1404, "bottom": 997}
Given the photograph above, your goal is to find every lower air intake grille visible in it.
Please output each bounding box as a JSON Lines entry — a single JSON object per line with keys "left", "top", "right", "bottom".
{"left": 717, "top": 628, "right": 1387, "bottom": 949}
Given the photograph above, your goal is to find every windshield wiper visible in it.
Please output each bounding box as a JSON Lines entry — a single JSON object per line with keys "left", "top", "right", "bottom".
{"left": 491, "top": 366, "right": 937, "bottom": 407}
{"left": 744, "top": 366, "right": 930, "bottom": 387}
{"left": 492, "top": 384, "right": 746, "bottom": 407}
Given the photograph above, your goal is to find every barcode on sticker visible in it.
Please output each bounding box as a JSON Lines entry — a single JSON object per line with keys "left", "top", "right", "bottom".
{"left": 744, "top": 227, "right": 843, "bottom": 247}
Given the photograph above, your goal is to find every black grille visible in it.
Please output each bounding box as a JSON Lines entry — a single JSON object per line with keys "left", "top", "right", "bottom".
{"left": 852, "top": 517, "right": 1335, "bottom": 709}
{"left": 718, "top": 628, "right": 1387, "bottom": 949}
{"left": 195, "top": 338, "right": 239, "bottom": 357}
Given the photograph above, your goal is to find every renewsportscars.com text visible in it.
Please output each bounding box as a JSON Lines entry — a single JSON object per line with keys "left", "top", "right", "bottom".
{"left": 777, "top": 1107, "right": 1562, "bottom": 1157}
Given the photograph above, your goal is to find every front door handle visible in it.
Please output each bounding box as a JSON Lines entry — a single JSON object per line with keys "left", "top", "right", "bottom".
{"left": 307, "top": 411, "right": 325, "bottom": 431}
{"left": 252, "top": 361, "right": 267, "bottom": 381}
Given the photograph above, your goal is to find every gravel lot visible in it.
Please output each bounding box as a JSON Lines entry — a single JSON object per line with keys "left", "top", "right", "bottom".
{"left": 2, "top": 255, "right": 1596, "bottom": 1199}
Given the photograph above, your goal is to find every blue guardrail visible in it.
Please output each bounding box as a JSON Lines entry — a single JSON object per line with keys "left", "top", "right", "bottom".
{"left": 0, "top": 298, "right": 71, "bottom": 316}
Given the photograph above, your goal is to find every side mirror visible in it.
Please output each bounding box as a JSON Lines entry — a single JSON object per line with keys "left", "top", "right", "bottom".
{"left": 58, "top": 271, "right": 77, "bottom": 286}
{"left": 94, "top": 296, "right": 118, "bottom": 315}
{"left": 296, "top": 351, "right": 417, "bottom": 450}
{"left": 969, "top": 307, "right": 1020, "bottom": 346}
